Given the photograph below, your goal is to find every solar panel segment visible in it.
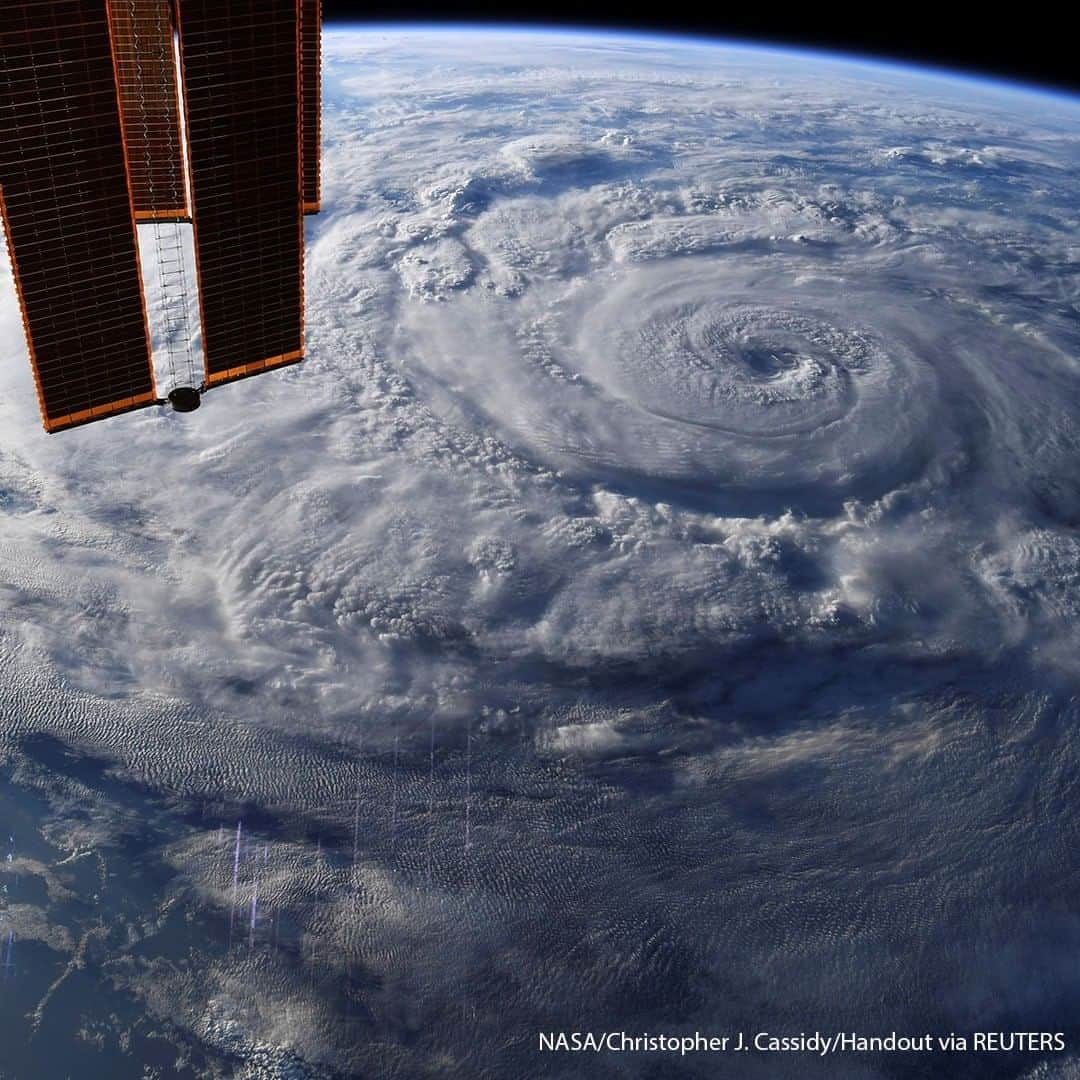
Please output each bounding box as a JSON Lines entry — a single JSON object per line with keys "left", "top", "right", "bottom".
{"left": 176, "top": 0, "right": 305, "bottom": 388}
{"left": 301, "top": 0, "right": 321, "bottom": 214}
{"left": 0, "top": 0, "right": 157, "bottom": 433}
{"left": 108, "top": 0, "right": 189, "bottom": 221}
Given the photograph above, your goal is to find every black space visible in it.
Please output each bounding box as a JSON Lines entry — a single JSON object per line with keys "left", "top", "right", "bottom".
{"left": 320, "top": 3, "right": 1078, "bottom": 97}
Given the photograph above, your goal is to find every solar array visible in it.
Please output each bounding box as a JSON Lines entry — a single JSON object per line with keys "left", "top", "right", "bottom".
{"left": 0, "top": 0, "right": 320, "bottom": 432}
{"left": 0, "top": 0, "right": 157, "bottom": 432}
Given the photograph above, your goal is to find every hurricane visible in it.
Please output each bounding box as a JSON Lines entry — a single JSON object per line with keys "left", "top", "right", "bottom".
{"left": 1, "top": 26, "right": 1078, "bottom": 1080}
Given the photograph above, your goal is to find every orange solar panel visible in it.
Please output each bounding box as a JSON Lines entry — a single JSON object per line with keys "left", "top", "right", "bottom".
{"left": 0, "top": 0, "right": 157, "bottom": 433}
{"left": 300, "top": 0, "right": 321, "bottom": 214}
{"left": 177, "top": 0, "right": 304, "bottom": 389}
{"left": 108, "top": 0, "right": 189, "bottom": 221}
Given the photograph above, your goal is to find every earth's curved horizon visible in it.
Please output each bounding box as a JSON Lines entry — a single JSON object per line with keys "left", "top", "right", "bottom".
{"left": 1, "top": 25, "right": 1078, "bottom": 1080}
{"left": 330, "top": 22, "right": 1080, "bottom": 106}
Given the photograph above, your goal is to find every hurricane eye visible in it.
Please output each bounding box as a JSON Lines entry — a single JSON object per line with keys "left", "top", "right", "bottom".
{"left": 737, "top": 346, "right": 800, "bottom": 378}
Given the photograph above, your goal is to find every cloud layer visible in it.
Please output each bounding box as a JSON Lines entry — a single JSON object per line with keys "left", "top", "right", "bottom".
{"left": 1, "top": 28, "right": 1078, "bottom": 1079}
